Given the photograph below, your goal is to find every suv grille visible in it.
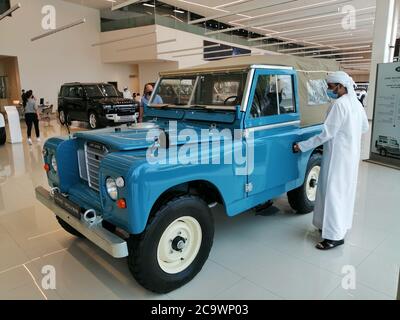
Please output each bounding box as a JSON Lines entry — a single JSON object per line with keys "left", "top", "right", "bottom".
{"left": 82, "top": 142, "right": 108, "bottom": 191}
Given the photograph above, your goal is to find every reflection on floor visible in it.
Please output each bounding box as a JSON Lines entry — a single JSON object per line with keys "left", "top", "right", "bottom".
{"left": 0, "top": 120, "right": 399, "bottom": 300}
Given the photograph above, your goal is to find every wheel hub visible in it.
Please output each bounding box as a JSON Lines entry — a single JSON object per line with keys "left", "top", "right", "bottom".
{"left": 172, "top": 236, "right": 186, "bottom": 251}
{"left": 306, "top": 166, "right": 320, "bottom": 202}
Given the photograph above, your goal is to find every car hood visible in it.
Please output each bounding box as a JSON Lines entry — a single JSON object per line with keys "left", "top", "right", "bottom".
{"left": 92, "top": 97, "right": 137, "bottom": 105}
{"left": 73, "top": 121, "right": 233, "bottom": 151}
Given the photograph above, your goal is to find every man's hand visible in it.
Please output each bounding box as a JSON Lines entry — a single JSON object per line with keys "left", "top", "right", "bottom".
{"left": 293, "top": 143, "right": 301, "bottom": 153}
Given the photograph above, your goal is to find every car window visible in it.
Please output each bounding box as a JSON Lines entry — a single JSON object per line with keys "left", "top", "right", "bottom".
{"left": 61, "top": 86, "right": 69, "bottom": 97}
{"left": 68, "top": 86, "right": 82, "bottom": 98}
{"left": 250, "top": 74, "right": 295, "bottom": 118}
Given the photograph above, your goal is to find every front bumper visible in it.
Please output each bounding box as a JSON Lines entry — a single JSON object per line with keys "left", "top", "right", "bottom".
{"left": 35, "top": 186, "right": 128, "bottom": 258}
{"left": 105, "top": 113, "right": 139, "bottom": 123}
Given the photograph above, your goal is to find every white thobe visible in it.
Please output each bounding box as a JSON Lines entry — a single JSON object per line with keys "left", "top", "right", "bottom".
{"left": 299, "top": 94, "right": 369, "bottom": 240}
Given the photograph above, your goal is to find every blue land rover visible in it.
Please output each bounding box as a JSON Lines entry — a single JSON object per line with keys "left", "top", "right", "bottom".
{"left": 36, "top": 56, "right": 338, "bottom": 293}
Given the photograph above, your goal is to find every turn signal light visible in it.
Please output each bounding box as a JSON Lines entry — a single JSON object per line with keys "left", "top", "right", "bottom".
{"left": 44, "top": 164, "right": 50, "bottom": 172}
{"left": 116, "top": 198, "right": 127, "bottom": 209}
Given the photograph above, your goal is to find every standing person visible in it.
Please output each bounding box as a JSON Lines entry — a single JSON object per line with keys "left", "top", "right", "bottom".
{"left": 293, "top": 71, "right": 369, "bottom": 250}
{"left": 123, "top": 87, "right": 132, "bottom": 99}
{"left": 24, "top": 90, "right": 41, "bottom": 145}
{"left": 140, "top": 83, "right": 163, "bottom": 122}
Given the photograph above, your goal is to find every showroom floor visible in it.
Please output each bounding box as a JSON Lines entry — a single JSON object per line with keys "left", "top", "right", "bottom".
{"left": 0, "top": 120, "right": 399, "bottom": 300}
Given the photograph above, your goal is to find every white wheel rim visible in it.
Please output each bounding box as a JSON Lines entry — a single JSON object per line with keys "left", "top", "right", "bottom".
{"left": 157, "top": 216, "right": 202, "bottom": 274}
{"left": 89, "top": 114, "right": 96, "bottom": 128}
{"left": 306, "top": 166, "right": 320, "bottom": 202}
{"left": 59, "top": 111, "right": 65, "bottom": 124}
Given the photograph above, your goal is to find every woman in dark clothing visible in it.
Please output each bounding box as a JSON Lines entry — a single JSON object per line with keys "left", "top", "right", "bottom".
{"left": 24, "top": 90, "right": 40, "bottom": 145}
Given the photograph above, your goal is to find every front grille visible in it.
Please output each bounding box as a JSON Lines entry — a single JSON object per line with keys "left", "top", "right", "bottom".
{"left": 83, "top": 142, "right": 108, "bottom": 191}
{"left": 115, "top": 105, "right": 136, "bottom": 112}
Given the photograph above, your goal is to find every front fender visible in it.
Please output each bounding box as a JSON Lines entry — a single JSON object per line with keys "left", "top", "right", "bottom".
{"left": 101, "top": 151, "right": 245, "bottom": 234}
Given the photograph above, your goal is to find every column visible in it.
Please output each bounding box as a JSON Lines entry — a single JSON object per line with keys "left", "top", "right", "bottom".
{"left": 361, "top": 0, "right": 399, "bottom": 159}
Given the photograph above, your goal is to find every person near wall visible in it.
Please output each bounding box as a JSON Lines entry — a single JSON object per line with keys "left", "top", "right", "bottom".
{"left": 293, "top": 71, "right": 369, "bottom": 250}
{"left": 140, "top": 83, "right": 163, "bottom": 122}
{"left": 23, "top": 90, "right": 41, "bottom": 145}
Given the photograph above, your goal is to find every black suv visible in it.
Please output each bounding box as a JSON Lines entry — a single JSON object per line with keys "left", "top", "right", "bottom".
{"left": 58, "top": 83, "right": 139, "bottom": 129}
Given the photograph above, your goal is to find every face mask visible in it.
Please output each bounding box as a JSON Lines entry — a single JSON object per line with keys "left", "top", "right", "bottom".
{"left": 146, "top": 91, "right": 153, "bottom": 96}
{"left": 327, "top": 89, "right": 338, "bottom": 99}
{"left": 327, "top": 85, "right": 339, "bottom": 99}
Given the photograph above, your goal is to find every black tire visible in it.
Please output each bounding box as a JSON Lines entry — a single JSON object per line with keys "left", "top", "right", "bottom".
{"left": 127, "top": 195, "right": 214, "bottom": 293}
{"left": 288, "top": 152, "right": 322, "bottom": 214}
{"left": 88, "top": 111, "right": 99, "bottom": 130}
{"left": 56, "top": 216, "right": 85, "bottom": 238}
{"left": 380, "top": 148, "right": 387, "bottom": 157}
{"left": 0, "top": 127, "right": 6, "bottom": 146}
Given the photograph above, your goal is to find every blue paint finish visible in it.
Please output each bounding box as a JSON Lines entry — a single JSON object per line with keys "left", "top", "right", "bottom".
{"left": 40, "top": 66, "right": 326, "bottom": 236}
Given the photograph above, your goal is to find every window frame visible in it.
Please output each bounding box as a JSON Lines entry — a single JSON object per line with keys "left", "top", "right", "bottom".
{"left": 244, "top": 68, "right": 300, "bottom": 129}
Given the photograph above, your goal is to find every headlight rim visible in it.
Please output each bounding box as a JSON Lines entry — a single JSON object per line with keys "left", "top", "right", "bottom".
{"left": 51, "top": 155, "right": 58, "bottom": 173}
{"left": 105, "top": 177, "right": 118, "bottom": 201}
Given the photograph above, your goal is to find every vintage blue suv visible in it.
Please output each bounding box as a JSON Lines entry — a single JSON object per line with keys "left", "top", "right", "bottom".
{"left": 36, "top": 56, "right": 336, "bottom": 293}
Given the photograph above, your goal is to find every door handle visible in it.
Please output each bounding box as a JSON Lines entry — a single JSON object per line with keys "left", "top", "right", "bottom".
{"left": 292, "top": 142, "right": 300, "bottom": 154}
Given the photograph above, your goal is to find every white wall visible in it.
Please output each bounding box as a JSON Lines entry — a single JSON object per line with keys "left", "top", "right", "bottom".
{"left": 0, "top": 0, "right": 133, "bottom": 107}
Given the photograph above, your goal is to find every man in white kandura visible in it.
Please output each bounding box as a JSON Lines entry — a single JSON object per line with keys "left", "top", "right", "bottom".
{"left": 294, "top": 71, "right": 369, "bottom": 250}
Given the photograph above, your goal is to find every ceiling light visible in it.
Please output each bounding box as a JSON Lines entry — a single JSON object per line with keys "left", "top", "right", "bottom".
{"left": 91, "top": 31, "right": 155, "bottom": 47}
{"left": 143, "top": 3, "right": 155, "bottom": 8}
{"left": 111, "top": 0, "right": 140, "bottom": 11}
{"left": 119, "top": 39, "right": 176, "bottom": 52}
{"left": 290, "top": 45, "right": 371, "bottom": 55}
{"left": 173, "top": 48, "right": 233, "bottom": 58}
{"left": 249, "top": 17, "right": 374, "bottom": 41}
{"left": 174, "top": 9, "right": 185, "bottom": 14}
{"left": 189, "top": 0, "right": 300, "bottom": 25}
{"left": 307, "top": 50, "right": 372, "bottom": 58}
{"left": 31, "top": 18, "right": 86, "bottom": 42}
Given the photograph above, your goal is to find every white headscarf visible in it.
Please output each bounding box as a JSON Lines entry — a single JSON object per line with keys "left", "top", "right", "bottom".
{"left": 327, "top": 71, "right": 358, "bottom": 101}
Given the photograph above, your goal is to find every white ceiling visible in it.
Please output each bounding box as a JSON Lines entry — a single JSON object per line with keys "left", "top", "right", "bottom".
{"left": 63, "top": 0, "right": 400, "bottom": 71}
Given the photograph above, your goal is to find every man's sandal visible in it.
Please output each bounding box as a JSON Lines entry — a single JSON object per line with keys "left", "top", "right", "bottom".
{"left": 316, "top": 239, "right": 344, "bottom": 250}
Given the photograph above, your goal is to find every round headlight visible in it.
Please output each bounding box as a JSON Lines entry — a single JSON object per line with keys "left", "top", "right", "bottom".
{"left": 115, "top": 177, "right": 125, "bottom": 188}
{"left": 105, "top": 177, "right": 118, "bottom": 200}
{"left": 51, "top": 155, "right": 58, "bottom": 173}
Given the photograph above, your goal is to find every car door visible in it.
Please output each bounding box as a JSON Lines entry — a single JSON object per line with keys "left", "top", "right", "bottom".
{"left": 244, "top": 68, "right": 301, "bottom": 199}
{"left": 73, "top": 86, "right": 87, "bottom": 121}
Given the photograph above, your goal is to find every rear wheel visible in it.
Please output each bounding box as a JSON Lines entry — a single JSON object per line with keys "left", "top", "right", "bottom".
{"left": 56, "top": 216, "right": 85, "bottom": 238}
{"left": 127, "top": 195, "right": 214, "bottom": 293}
{"left": 288, "top": 152, "right": 322, "bottom": 214}
{"left": 379, "top": 148, "right": 387, "bottom": 157}
{"left": 0, "top": 127, "right": 6, "bottom": 145}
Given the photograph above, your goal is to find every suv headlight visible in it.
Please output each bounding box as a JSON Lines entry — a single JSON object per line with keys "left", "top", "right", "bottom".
{"left": 105, "top": 177, "right": 118, "bottom": 200}
{"left": 51, "top": 155, "right": 58, "bottom": 173}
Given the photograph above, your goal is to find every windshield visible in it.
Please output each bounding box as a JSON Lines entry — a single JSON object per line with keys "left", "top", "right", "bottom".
{"left": 85, "top": 84, "right": 119, "bottom": 98}
{"left": 150, "top": 71, "right": 247, "bottom": 108}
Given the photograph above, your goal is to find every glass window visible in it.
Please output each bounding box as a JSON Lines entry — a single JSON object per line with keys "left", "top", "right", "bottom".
{"left": 99, "top": 84, "right": 118, "bottom": 97}
{"left": 250, "top": 74, "right": 295, "bottom": 118}
{"left": 69, "top": 86, "right": 82, "bottom": 98}
{"left": 307, "top": 79, "right": 330, "bottom": 105}
{"left": 84, "top": 85, "right": 103, "bottom": 98}
{"left": 156, "top": 78, "right": 196, "bottom": 105}
{"left": 192, "top": 72, "right": 246, "bottom": 106}
{"left": 151, "top": 71, "right": 247, "bottom": 108}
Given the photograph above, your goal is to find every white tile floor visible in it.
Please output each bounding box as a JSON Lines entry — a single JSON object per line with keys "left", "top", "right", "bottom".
{"left": 0, "top": 120, "right": 399, "bottom": 300}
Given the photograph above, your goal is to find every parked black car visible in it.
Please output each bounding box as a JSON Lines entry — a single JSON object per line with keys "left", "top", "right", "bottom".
{"left": 58, "top": 83, "right": 139, "bottom": 129}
